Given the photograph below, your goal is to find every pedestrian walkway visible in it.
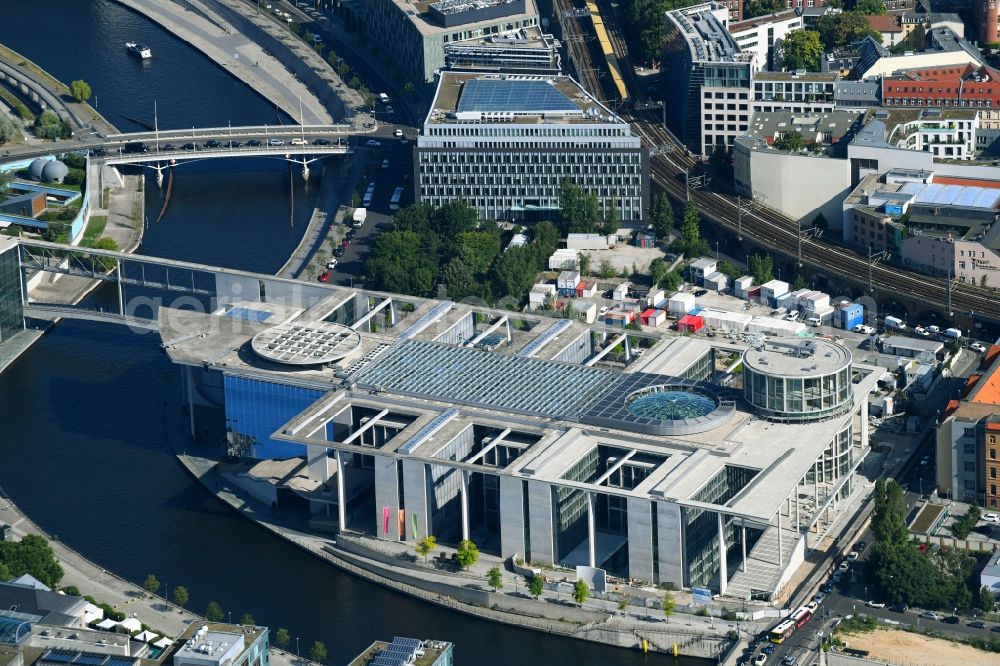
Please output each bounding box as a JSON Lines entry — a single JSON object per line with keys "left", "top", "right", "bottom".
{"left": 111, "top": 0, "right": 333, "bottom": 125}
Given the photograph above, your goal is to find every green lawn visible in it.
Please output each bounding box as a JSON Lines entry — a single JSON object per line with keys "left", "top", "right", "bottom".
{"left": 84, "top": 215, "right": 107, "bottom": 241}
{"left": 0, "top": 86, "right": 34, "bottom": 122}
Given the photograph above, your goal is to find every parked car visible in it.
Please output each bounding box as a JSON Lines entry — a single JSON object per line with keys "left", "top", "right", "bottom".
{"left": 781, "top": 656, "right": 797, "bottom": 666}
{"left": 313, "top": 138, "right": 331, "bottom": 145}
{"left": 694, "top": 289, "right": 708, "bottom": 297}
{"left": 332, "top": 246, "right": 345, "bottom": 257}
{"left": 382, "top": 159, "right": 390, "bottom": 169}
{"left": 812, "top": 592, "right": 827, "bottom": 604}
{"left": 920, "top": 456, "right": 929, "bottom": 466}
{"left": 914, "top": 325, "right": 929, "bottom": 336}
{"left": 991, "top": 625, "right": 1000, "bottom": 633}
{"left": 247, "top": 139, "right": 262, "bottom": 146}
{"left": 867, "top": 601, "right": 886, "bottom": 608}
{"left": 847, "top": 551, "right": 860, "bottom": 561}
{"left": 341, "top": 238, "right": 350, "bottom": 249}
{"left": 366, "top": 139, "right": 381, "bottom": 146}
{"left": 326, "top": 259, "right": 337, "bottom": 269}
{"left": 785, "top": 311, "right": 801, "bottom": 321}
{"left": 346, "top": 228, "right": 356, "bottom": 241}
{"left": 317, "top": 271, "right": 330, "bottom": 282}
{"left": 890, "top": 603, "right": 909, "bottom": 613}
{"left": 971, "top": 342, "right": 987, "bottom": 353}
{"left": 291, "top": 138, "right": 308, "bottom": 145}
{"left": 942, "top": 615, "right": 960, "bottom": 624}
{"left": 856, "top": 540, "right": 867, "bottom": 552}
{"left": 205, "top": 139, "right": 221, "bottom": 148}
{"left": 268, "top": 138, "right": 285, "bottom": 146}
{"left": 753, "top": 655, "right": 767, "bottom": 666}
{"left": 762, "top": 644, "right": 776, "bottom": 655}
{"left": 969, "top": 621, "right": 987, "bottom": 629}
{"left": 394, "top": 129, "right": 404, "bottom": 138}
{"left": 161, "top": 143, "right": 175, "bottom": 151}
{"left": 985, "top": 513, "right": 1000, "bottom": 522}
{"left": 919, "top": 611, "right": 940, "bottom": 620}
{"left": 182, "top": 142, "right": 198, "bottom": 150}
{"left": 838, "top": 561, "right": 850, "bottom": 572}
{"left": 853, "top": 324, "right": 875, "bottom": 335}
{"left": 927, "top": 325, "right": 940, "bottom": 334}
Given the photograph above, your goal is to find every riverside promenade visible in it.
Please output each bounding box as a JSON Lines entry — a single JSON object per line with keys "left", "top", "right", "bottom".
{"left": 109, "top": 0, "right": 336, "bottom": 125}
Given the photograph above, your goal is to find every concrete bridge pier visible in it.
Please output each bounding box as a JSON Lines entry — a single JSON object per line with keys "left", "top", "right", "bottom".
{"left": 300, "top": 157, "right": 309, "bottom": 181}
{"left": 154, "top": 163, "right": 165, "bottom": 187}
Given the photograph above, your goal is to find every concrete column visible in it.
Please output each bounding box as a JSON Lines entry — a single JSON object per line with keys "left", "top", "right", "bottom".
{"left": 860, "top": 400, "right": 869, "bottom": 450}
{"left": 795, "top": 488, "right": 800, "bottom": 530}
{"left": 624, "top": 335, "right": 631, "bottom": 361}
{"left": 657, "top": 502, "right": 685, "bottom": 587}
{"left": 777, "top": 510, "right": 783, "bottom": 566}
{"left": 402, "top": 459, "right": 430, "bottom": 541}
{"left": 527, "top": 481, "right": 555, "bottom": 566}
{"left": 587, "top": 492, "right": 596, "bottom": 567}
{"left": 498, "top": 475, "right": 524, "bottom": 559}
{"left": 741, "top": 521, "right": 747, "bottom": 572}
{"left": 306, "top": 444, "right": 330, "bottom": 483}
{"left": 388, "top": 299, "right": 396, "bottom": 327}
{"left": 460, "top": 470, "right": 470, "bottom": 542}
{"left": 185, "top": 366, "right": 195, "bottom": 439}
{"left": 717, "top": 512, "right": 728, "bottom": 595}
{"left": 505, "top": 318, "right": 512, "bottom": 342}
{"left": 335, "top": 450, "right": 347, "bottom": 531}
{"left": 117, "top": 259, "right": 125, "bottom": 316}
{"left": 373, "top": 454, "right": 400, "bottom": 540}
{"left": 627, "top": 497, "right": 654, "bottom": 583}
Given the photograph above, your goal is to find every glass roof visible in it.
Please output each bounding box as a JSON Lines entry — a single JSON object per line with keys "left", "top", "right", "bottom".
{"left": 354, "top": 339, "right": 614, "bottom": 417}
{"left": 457, "top": 79, "right": 579, "bottom": 114}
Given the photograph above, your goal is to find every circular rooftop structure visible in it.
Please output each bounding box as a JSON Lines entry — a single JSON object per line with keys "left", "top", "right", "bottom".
{"left": 743, "top": 337, "right": 853, "bottom": 422}
{"left": 582, "top": 376, "right": 736, "bottom": 436}
{"left": 251, "top": 321, "right": 362, "bottom": 366}
{"left": 28, "top": 158, "right": 48, "bottom": 180}
{"left": 40, "top": 160, "right": 68, "bottom": 183}
{"left": 626, "top": 386, "right": 718, "bottom": 421}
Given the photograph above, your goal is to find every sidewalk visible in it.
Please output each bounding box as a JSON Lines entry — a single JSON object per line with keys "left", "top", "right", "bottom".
{"left": 110, "top": 0, "right": 332, "bottom": 125}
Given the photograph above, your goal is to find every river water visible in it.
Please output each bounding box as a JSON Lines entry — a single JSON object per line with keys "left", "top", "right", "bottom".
{"left": 0, "top": 2, "right": 690, "bottom": 663}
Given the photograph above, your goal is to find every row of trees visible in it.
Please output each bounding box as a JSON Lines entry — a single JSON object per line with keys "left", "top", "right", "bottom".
{"left": 365, "top": 201, "right": 560, "bottom": 305}
{"left": 867, "top": 479, "right": 989, "bottom": 611}
{"left": 0, "top": 534, "right": 64, "bottom": 587}
{"left": 781, "top": 6, "right": 884, "bottom": 71}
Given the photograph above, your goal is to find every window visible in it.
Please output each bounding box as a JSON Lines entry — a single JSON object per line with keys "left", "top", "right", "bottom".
{"left": 965, "top": 461, "right": 977, "bottom": 472}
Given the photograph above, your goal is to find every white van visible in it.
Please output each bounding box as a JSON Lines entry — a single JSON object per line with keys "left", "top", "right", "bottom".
{"left": 943, "top": 327, "right": 962, "bottom": 340}
{"left": 806, "top": 316, "right": 822, "bottom": 327}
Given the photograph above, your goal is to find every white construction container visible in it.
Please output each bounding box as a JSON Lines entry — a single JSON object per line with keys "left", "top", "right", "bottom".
{"left": 528, "top": 283, "right": 556, "bottom": 309}
{"left": 613, "top": 282, "right": 630, "bottom": 301}
{"left": 574, "top": 300, "right": 598, "bottom": 324}
{"left": 668, "top": 291, "right": 696, "bottom": 317}
{"left": 800, "top": 290, "right": 830, "bottom": 311}
{"left": 645, "top": 288, "right": 665, "bottom": 308}
{"left": 566, "top": 233, "right": 613, "bottom": 250}
{"left": 809, "top": 303, "right": 836, "bottom": 323}
{"left": 700, "top": 309, "right": 752, "bottom": 332}
{"left": 748, "top": 316, "right": 807, "bottom": 336}
{"left": 760, "top": 279, "right": 789, "bottom": 305}
{"left": 734, "top": 276, "right": 753, "bottom": 299}
{"left": 548, "top": 249, "right": 578, "bottom": 271}
{"left": 703, "top": 271, "right": 728, "bottom": 292}
{"left": 557, "top": 270, "right": 581, "bottom": 291}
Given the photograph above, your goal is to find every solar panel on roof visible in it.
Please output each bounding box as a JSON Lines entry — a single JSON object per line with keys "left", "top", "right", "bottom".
{"left": 390, "top": 637, "right": 421, "bottom": 650}
{"left": 225, "top": 307, "right": 272, "bottom": 322}
{"left": 104, "top": 658, "right": 136, "bottom": 666}
{"left": 72, "top": 654, "right": 106, "bottom": 666}
{"left": 457, "top": 79, "right": 579, "bottom": 114}
{"left": 42, "top": 651, "right": 76, "bottom": 664}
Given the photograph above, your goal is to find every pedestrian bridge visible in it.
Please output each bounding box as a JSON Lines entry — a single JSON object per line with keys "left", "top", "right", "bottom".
{"left": 95, "top": 123, "right": 370, "bottom": 177}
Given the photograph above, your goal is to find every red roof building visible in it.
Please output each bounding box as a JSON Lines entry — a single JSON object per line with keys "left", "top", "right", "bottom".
{"left": 677, "top": 314, "right": 704, "bottom": 334}
{"left": 882, "top": 63, "right": 1000, "bottom": 112}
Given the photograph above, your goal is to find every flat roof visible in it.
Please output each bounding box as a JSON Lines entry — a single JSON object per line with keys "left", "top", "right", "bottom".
{"left": 388, "top": 0, "right": 538, "bottom": 37}
{"left": 743, "top": 337, "right": 852, "bottom": 378}
{"left": 754, "top": 71, "right": 838, "bottom": 82}
{"left": 881, "top": 335, "right": 944, "bottom": 353}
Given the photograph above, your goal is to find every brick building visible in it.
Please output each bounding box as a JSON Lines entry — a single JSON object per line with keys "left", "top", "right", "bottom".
{"left": 979, "top": 0, "right": 1000, "bottom": 46}
{"left": 882, "top": 63, "right": 1000, "bottom": 128}
{"left": 937, "top": 345, "right": 1000, "bottom": 506}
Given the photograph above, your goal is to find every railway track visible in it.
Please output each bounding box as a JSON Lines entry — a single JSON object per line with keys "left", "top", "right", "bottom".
{"left": 555, "top": 5, "right": 1000, "bottom": 324}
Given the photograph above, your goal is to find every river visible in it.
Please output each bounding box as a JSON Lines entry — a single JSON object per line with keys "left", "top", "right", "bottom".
{"left": 0, "top": 2, "right": 688, "bottom": 663}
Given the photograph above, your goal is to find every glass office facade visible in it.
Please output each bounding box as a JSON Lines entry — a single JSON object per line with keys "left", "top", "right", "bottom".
{"left": 223, "top": 375, "right": 325, "bottom": 460}
{"left": 744, "top": 366, "right": 853, "bottom": 421}
{"left": 0, "top": 243, "right": 24, "bottom": 344}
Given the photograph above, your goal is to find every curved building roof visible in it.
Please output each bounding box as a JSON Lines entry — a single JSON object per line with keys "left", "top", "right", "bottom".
{"left": 251, "top": 321, "right": 362, "bottom": 366}
{"left": 28, "top": 158, "right": 49, "bottom": 180}
{"left": 743, "top": 337, "right": 851, "bottom": 378}
{"left": 40, "top": 160, "right": 68, "bottom": 183}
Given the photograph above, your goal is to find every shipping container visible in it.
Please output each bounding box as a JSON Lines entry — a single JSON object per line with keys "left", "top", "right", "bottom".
{"left": 677, "top": 314, "right": 704, "bottom": 333}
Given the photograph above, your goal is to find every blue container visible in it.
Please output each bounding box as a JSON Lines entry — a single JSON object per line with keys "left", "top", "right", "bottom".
{"left": 839, "top": 304, "right": 864, "bottom": 330}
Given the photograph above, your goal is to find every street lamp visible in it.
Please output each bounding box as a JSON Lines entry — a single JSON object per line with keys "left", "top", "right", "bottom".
{"left": 295, "top": 637, "right": 300, "bottom": 658}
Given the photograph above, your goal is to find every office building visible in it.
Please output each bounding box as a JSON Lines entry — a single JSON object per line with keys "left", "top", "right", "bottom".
{"left": 363, "top": 0, "right": 540, "bottom": 85}
{"left": 752, "top": 71, "right": 839, "bottom": 115}
{"left": 159, "top": 281, "right": 882, "bottom": 600}
{"left": 416, "top": 72, "right": 647, "bottom": 222}
{"left": 842, "top": 168, "right": 1000, "bottom": 284}
{"left": 0, "top": 238, "right": 23, "bottom": 345}
{"left": 937, "top": 345, "right": 1000, "bottom": 505}
{"left": 444, "top": 26, "right": 560, "bottom": 74}
{"left": 661, "top": 3, "right": 757, "bottom": 155}
{"left": 348, "top": 638, "right": 454, "bottom": 666}
{"left": 172, "top": 624, "right": 269, "bottom": 666}
{"left": 882, "top": 63, "right": 1000, "bottom": 130}
{"left": 729, "top": 11, "right": 804, "bottom": 72}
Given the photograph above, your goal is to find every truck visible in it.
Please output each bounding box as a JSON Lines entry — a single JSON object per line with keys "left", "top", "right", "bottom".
{"left": 884, "top": 316, "right": 906, "bottom": 331}
{"left": 943, "top": 327, "right": 962, "bottom": 340}
{"left": 352, "top": 207, "right": 367, "bottom": 228}
{"left": 379, "top": 92, "right": 390, "bottom": 104}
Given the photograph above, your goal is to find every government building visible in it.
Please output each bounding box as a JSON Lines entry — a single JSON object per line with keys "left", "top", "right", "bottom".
{"left": 415, "top": 72, "right": 648, "bottom": 222}
{"left": 152, "top": 272, "right": 882, "bottom": 600}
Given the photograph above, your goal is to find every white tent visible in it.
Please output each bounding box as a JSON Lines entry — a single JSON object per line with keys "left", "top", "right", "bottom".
{"left": 117, "top": 618, "right": 142, "bottom": 633}
{"left": 95, "top": 619, "right": 117, "bottom": 631}
{"left": 153, "top": 638, "right": 173, "bottom": 649}
{"left": 135, "top": 630, "right": 159, "bottom": 643}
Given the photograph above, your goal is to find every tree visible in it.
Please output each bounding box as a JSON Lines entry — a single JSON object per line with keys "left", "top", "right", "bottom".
{"left": 780, "top": 29, "right": 824, "bottom": 72}
{"left": 601, "top": 198, "right": 620, "bottom": 235}
{"left": 817, "top": 13, "right": 882, "bottom": 50}
{"left": 455, "top": 231, "right": 500, "bottom": 276}
{"left": 491, "top": 245, "right": 538, "bottom": 304}
{"left": 0, "top": 115, "right": 18, "bottom": 147}
{"left": 980, "top": 586, "right": 996, "bottom": 614}
{"left": 205, "top": 601, "right": 224, "bottom": 622}
{"left": 650, "top": 193, "right": 674, "bottom": 240}
{"left": 365, "top": 230, "right": 438, "bottom": 297}
{"left": 872, "top": 479, "right": 908, "bottom": 545}
{"left": 598, "top": 259, "right": 616, "bottom": 279}
{"left": 572, "top": 579, "right": 589, "bottom": 606}
{"left": 793, "top": 274, "right": 807, "bottom": 290}
{"left": 0, "top": 534, "right": 64, "bottom": 588}
{"left": 717, "top": 261, "right": 743, "bottom": 281}
{"left": 309, "top": 641, "right": 327, "bottom": 664}
{"left": 578, "top": 252, "right": 592, "bottom": 275}
{"left": 774, "top": 131, "right": 806, "bottom": 152}
{"left": 274, "top": 628, "right": 290, "bottom": 650}
{"left": 0, "top": 562, "right": 9, "bottom": 582}
{"left": 70, "top": 80, "right": 92, "bottom": 103}
{"left": 440, "top": 258, "right": 477, "bottom": 302}
{"left": 617, "top": 594, "right": 630, "bottom": 613}
{"left": 748, "top": 254, "right": 774, "bottom": 285}
{"left": 659, "top": 270, "right": 683, "bottom": 292}
{"left": 529, "top": 574, "right": 544, "bottom": 600}
{"left": 172, "top": 585, "right": 189, "bottom": 608}
{"left": 679, "top": 201, "right": 709, "bottom": 257}
{"left": 240, "top": 613, "right": 255, "bottom": 626}
{"left": 415, "top": 535, "right": 437, "bottom": 562}
{"left": 455, "top": 539, "right": 479, "bottom": 570}
{"left": 662, "top": 591, "right": 676, "bottom": 618}
{"left": 487, "top": 566, "right": 503, "bottom": 592}
{"left": 143, "top": 574, "right": 160, "bottom": 595}
{"left": 855, "top": 0, "right": 886, "bottom": 14}
{"left": 649, "top": 257, "right": 670, "bottom": 286}
{"left": 745, "top": 0, "right": 785, "bottom": 19}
